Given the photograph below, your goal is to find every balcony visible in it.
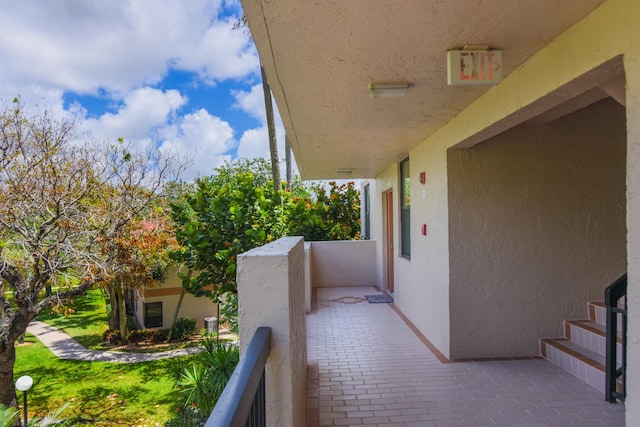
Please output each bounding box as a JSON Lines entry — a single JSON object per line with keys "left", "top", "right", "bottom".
{"left": 208, "top": 237, "right": 625, "bottom": 426}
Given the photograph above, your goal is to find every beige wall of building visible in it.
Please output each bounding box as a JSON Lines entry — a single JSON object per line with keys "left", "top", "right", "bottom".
{"left": 135, "top": 267, "right": 219, "bottom": 331}
{"left": 447, "top": 99, "right": 627, "bottom": 358}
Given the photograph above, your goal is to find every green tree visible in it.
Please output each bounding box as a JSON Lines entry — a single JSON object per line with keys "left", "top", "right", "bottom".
{"left": 169, "top": 160, "right": 361, "bottom": 332}
{"left": 0, "top": 99, "right": 183, "bottom": 409}
{"left": 286, "top": 181, "right": 361, "bottom": 241}
{"left": 169, "top": 160, "right": 288, "bottom": 328}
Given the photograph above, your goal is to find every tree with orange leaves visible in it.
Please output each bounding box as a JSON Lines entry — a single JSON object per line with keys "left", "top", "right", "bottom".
{"left": 0, "top": 98, "right": 185, "bottom": 411}
{"left": 102, "top": 214, "right": 179, "bottom": 340}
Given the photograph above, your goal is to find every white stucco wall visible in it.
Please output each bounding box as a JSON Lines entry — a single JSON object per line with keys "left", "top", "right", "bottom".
{"left": 237, "top": 237, "right": 307, "bottom": 427}
{"left": 398, "top": 139, "right": 452, "bottom": 357}
{"left": 371, "top": 164, "right": 399, "bottom": 291}
{"left": 304, "top": 242, "right": 312, "bottom": 312}
{"left": 447, "top": 99, "right": 627, "bottom": 358}
{"left": 361, "top": 177, "right": 387, "bottom": 293}
{"left": 624, "top": 47, "right": 640, "bottom": 425}
{"left": 309, "top": 240, "right": 378, "bottom": 287}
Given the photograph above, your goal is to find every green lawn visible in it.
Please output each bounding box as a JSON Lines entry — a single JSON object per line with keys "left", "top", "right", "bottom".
{"left": 36, "top": 288, "right": 110, "bottom": 349}
{"left": 15, "top": 335, "right": 195, "bottom": 426}
{"left": 15, "top": 287, "right": 197, "bottom": 426}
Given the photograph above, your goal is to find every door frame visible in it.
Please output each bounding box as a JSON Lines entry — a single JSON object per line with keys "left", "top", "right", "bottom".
{"left": 383, "top": 189, "right": 395, "bottom": 293}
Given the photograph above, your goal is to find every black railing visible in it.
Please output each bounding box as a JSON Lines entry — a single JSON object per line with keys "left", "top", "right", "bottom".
{"left": 206, "top": 327, "right": 271, "bottom": 427}
{"left": 605, "top": 273, "right": 627, "bottom": 403}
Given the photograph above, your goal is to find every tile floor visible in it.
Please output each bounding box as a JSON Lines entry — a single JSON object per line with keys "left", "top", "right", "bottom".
{"left": 306, "top": 286, "right": 625, "bottom": 427}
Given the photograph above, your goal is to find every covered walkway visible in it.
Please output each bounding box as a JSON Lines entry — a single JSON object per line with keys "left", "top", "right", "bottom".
{"left": 306, "top": 286, "right": 624, "bottom": 427}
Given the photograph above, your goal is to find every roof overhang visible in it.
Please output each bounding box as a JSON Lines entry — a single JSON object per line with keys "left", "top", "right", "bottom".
{"left": 241, "top": 0, "right": 607, "bottom": 179}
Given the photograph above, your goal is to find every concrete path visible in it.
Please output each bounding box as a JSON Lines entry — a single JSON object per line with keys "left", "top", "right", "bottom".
{"left": 26, "top": 321, "right": 203, "bottom": 363}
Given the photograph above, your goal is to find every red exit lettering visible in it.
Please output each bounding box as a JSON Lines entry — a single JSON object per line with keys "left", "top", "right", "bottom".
{"left": 447, "top": 50, "right": 502, "bottom": 86}
{"left": 460, "top": 51, "right": 501, "bottom": 81}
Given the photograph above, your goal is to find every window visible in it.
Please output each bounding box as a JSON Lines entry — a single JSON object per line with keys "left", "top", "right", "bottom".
{"left": 400, "top": 158, "right": 411, "bottom": 259}
{"left": 363, "top": 184, "right": 371, "bottom": 240}
{"left": 144, "top": 302, "right": 163, "bottom": 328}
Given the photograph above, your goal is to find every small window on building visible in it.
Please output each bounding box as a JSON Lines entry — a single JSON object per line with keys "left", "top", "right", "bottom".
{"left": 363, "top": 184, "right": 371, "bottom": 240}
{"left": 144, "top": 302, "right": 163, "bottom": 328}
{"left": 400, "top": 158, "right": 411, "bottom": 259}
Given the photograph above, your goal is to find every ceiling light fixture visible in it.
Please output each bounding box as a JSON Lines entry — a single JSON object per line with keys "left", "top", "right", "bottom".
{"left": 336, "top": 168, "right": 353, "bottom": 175}
{"left": 367, "top": 82, "right": 409, "bottom": 98}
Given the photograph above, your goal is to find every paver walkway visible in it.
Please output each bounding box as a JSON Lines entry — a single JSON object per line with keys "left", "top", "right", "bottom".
{"left": 26, "top": 321, "right": 202, "bottom": 363}
{"left": 306, "top": 286, "right": 625, "bottom": 427}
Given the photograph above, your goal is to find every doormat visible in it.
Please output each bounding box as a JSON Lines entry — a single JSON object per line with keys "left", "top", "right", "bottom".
{"left": 365, "top": 294, "right": 393, "bottom": 304}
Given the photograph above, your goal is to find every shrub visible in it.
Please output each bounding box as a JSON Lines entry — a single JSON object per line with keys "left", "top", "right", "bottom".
{"left": 165, "top": 405, "right": 206, "bottom": 427}
{"left": 171, "top": 341, "right": 239, "bottom": 417}
{"left": 103, "top": 329, "right": 124, "bottom": 346}
{"left": 0, "top": 404, "right": 18, "bottom": 427}
{"left": 126, "top": 328, "right": 169, "bottom": 344}
{"left": 151, "top": 328, "right": 170, "bottom": 343}
{"left": 125, "top": 329, "right": 147, "bottom": 344}
{"left": 170, "top": 317, "right": 197, "bottom": 341}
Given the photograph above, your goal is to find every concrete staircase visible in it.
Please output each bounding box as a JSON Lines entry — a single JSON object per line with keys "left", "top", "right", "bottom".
{"left": 540, "top": 301, "right": 623, "bottom": 394}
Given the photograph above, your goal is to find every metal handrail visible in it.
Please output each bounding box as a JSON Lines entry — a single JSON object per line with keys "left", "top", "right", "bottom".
{"left": 206, "top": 327, "right": 271, "bottom": 427}
{"left": 605, "top": 274, "right": 627, "bottom": 403}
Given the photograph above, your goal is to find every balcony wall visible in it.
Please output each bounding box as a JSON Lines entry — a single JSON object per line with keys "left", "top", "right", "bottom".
{"left": 308, "top": 240, "right": 378, "bottom": 288}
{"left": 234, "top": 238, "right": 377, "bottom": 424}
{"left": 237, "top": 236, "right": 307, "bottom": 427}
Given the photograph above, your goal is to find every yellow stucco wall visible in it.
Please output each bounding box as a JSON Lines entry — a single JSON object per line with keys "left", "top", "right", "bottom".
{"left": 375, "top": 0, "right": 640, "bottom": 418}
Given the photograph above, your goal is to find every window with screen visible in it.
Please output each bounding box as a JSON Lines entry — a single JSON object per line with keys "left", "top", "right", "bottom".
{"left": 144, "top": 302, "right": 163, "bottom": 328}
{"left": 363, "top": 184, "right": 371, "bottom": 240}
{"left": 400, "top": 158, "right": 411, "bottom": 259}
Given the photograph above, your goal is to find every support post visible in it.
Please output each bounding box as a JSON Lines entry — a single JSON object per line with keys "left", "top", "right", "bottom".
{"left": 237, "top": 237, "right": 307, "bottom": 427}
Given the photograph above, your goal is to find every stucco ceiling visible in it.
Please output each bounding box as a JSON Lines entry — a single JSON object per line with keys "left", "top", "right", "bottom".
{"left": 241, "top": 0, "right": 608, "bottom": 179}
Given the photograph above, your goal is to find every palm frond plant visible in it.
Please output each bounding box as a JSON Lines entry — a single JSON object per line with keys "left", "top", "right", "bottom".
{"left": 0, "top": 404, "right": 18, "bottom": 427}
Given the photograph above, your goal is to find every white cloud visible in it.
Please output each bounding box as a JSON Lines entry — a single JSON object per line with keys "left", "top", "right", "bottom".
{"left": 237, "top": 127, "right": 269, "bottom": 159}
{"left": 0, "top": 0, "right": 261, "bottom": 180}
{"left": 0, "top": 0, "right": 257, "bottom": 101}
{"left": 159, "top": 109, "right": 235, "bottom": 180}
{"left": 233, "top": 84, "right": 266, "bottom": 121}
{"left": 177, "top": 17, "right": 260, "bottom": 84}
{"left": 82, "top": 87, "right": 187, "bottom": 139}
{"left": 74, "top": 88, "right": 234, "bottom": 179}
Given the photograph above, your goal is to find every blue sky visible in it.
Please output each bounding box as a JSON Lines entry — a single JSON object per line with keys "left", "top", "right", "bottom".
{"left": 0, "top": 0, "right": 285, "bottom": 180}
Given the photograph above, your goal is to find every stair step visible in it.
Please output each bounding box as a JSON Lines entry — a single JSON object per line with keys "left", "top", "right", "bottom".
{"left": 541, "top": 338, "right": 605, "bottom": 393}
{"left": 589, "top": 300, "right": 625, "bottom": 330}
{"left": 540, "top": 297, "right": 625, "bottom": 397}
{"left": 565, "top": 319, "right": 622, "bottom": 363}
{"left": 588, "top": 301, "right": 606, "bottom": 324}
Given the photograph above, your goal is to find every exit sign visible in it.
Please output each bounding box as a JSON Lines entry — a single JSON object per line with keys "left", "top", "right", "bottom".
{"left": 447, "top": 50, "right": 502, "bottom": 86}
